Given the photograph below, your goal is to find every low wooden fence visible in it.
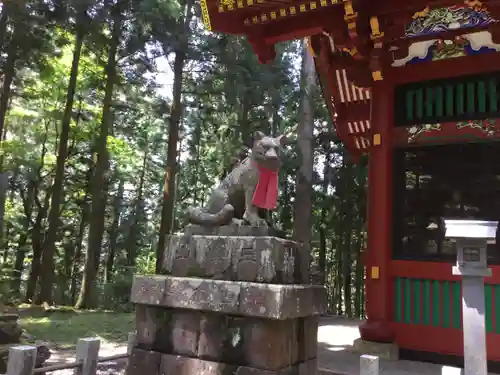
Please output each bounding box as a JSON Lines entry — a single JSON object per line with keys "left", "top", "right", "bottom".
{"left": 5, "top": 332, "right": 136, "bottom": 375}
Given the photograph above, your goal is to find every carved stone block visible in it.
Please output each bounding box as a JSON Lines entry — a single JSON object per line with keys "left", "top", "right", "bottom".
{"left": 198, "top": 314, "right": 228, "bottom": 361}
{"left": 130, "top": 276, "right": 326, "bottom": 320}
{"left": 297, "top": 317, "right": 319, "bottom": 361}
{"left": 135, "top": 306, "right": 162, "bottom": 350}
{"left": 156, "top": 354, "right": 317, "bottom": 375}
{"left": 130, "top": 275, "right": 167, "bottom": 306}
{"left": 239, "top": 283, "right": 326, "bottom": 319}
{"left": 159, "top": 354, "right": 236, "bottom": 375}
{"left": 298, "top": 358, "right": 318, "bottom": 375}
{"left": 242, "top": 319, "right": 296, "bottom": 370}
{"left": 184, "top": 225, "right": 283, "bottom": 237}
{"left": 163, "top": 235, "right": 197, "bottom": 277}
{"left": 162, "top": 234, "right": 303, "bottom": 284}
{"left": 126, "top": 348, "right": 161, "bottom": 375}
{"left": 169, "top": 311, "right": 200, "bottom": 356}
{"left": 163, "top": 277, "right": 242, "bottom": 314}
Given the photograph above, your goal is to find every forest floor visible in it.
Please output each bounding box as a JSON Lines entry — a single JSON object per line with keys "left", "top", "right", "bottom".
{"left": 13, "top": 308, "right": 133, "bottom": 375}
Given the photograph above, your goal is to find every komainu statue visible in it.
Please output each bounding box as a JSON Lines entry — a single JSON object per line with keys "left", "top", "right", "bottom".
{"left": 188, "top": 131, "right": 286, "bottom": 227}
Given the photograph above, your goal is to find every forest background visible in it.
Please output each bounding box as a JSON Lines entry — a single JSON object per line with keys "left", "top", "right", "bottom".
{"left": 0, "top": 0, "right": 367, "bottom": 320}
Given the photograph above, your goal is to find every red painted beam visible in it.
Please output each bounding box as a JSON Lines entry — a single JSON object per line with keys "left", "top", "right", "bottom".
{"left": 209, "top": 6, "right": 343, "bottom": 41}
{"left": 391, "top": 260, "right": 500, "bottom": 284}
{"left": 385, "top": 52, "right": 500, "bottom": 84}
{"left": 260, "top": 8, "right": 344, "bottom": 45}
{"left": 370, "top": 0, "right": 500, "bottom": 16}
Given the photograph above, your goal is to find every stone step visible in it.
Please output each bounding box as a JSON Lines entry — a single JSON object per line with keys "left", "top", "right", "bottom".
{"left": 163, "top": 232, "right": 309, "bottom": 284}
{"left": 127, "top": 349, "right": 318, "bottom": 375}
{"left": 130, "top": 275, "right": 325, "bottom": 320}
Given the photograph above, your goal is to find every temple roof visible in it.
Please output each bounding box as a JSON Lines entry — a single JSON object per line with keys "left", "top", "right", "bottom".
{"left": 200, "top": 0, "right": 500, "bottom": 158}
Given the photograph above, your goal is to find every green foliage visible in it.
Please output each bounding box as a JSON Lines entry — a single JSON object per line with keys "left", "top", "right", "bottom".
{"left": 0, "top": 0, "right": 366, "bottom": 325}
{"left": 20, "top": 311, "right": 134, "bottom": 348}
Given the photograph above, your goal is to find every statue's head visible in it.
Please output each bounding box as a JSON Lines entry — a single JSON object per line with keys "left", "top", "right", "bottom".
{"left": 250, "top": 131, "right": 287, "bottom": 170}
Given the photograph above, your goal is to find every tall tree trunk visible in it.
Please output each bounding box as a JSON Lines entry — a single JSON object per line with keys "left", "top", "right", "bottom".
{"left": 0, "top": 4, "right": 9, "bottom": 49}
{"left": 155, "top": 0, "right": 194, "bottom": 273}
{"left": 293, "top": 39, "right": 316, "bottom": 282}
{"left": 127, "top": 150, "right": 148, "bottom": 267}
{"left": 75, "top": 8, "right": 122, "bottom": 309}
{"left": 0, "top": 18, "right": 19, "bottom": 241}
{"left": 105, "top": 178, "right": 124, "bottom": 283}
{"left": 37, "top": 28, "right": 85, "bottom": 304}
{"left": 10, "top": 179, "right": 35, "bottom": 294}
{"left": 318, "top": 143, "right": 331, "bottom": 285}
{"left": 354, "top": 219, "right": 365, "bottom": 318}
{"left": 24, "top": 119, "right": 50, "bottom": 303}
{"left": 342, "top": 164, "right": 354, "bottom": 317}
{"left": 70, "top": 196, "right": 90, "bottom": 304}
{"left": 25, "top": 196, "right": 49, "bottom": 303}
{"left": 70, "top": 155, "right": 93, "bottom": 303}
{"left": 2, "top": 171, "right": 16, "bottom": 260}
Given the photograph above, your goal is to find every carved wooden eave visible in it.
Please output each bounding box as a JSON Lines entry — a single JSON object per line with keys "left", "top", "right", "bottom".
{"left": 200, "top": 0, "right": 500, "bottom": 160}
{"left": 312, "top": 33, "right": 372, "bottom": 159}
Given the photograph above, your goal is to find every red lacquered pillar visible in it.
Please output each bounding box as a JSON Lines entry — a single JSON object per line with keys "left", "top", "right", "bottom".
{"left": 359, "top": 80, "right": 395, "bottom": 343}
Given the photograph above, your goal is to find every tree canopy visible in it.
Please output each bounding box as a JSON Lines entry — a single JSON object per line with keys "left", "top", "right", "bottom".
{"left": 0, "top": 0, "right": 367, "bottom": 318}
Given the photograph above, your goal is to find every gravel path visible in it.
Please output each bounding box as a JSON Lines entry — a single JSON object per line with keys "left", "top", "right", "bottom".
{"left": 318, "top": 317, "right": 500, "bottom": 375}
{"left": 42, "top": 342, "right": 128, "bottom": 375}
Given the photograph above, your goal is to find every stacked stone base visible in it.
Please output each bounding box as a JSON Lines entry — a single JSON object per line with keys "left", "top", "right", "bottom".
{"left": 126, "top": 225, "right": 325, "bottom": 375}
{"left": 129, "top": 352, "right": 318, "bottom": 375}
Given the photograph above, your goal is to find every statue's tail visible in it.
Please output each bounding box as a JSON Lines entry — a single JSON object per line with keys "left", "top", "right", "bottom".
{"left": 187, "top": 204, "right": 235, "bottom": 226}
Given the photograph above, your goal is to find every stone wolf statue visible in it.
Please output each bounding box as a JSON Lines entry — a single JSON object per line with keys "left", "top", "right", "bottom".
{"left": 187, "top": 131, "right": 287, "bottom": 227}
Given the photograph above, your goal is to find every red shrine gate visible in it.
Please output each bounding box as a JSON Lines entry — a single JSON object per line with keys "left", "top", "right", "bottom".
{"left": 199, "top": 0, "right": 500, "bottom": 362}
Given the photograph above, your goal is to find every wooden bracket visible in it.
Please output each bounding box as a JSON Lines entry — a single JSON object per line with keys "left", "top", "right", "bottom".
{"left": 248, "top": 36, "right": 276, "bottom": 64}
{"left": 369, "top": 16, "right": 384, "bottom": 81}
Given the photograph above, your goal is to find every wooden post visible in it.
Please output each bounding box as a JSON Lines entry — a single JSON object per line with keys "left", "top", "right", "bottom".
{"left": 7, "top": 345, "right": 37, "bottom": 375}
{"left": 127, "top": 332, "right": 137, "bottom": 355}
{"left": 360, "top": 80, "right": 395, "bottom": 343}
{"left": 74, "top": 338, "right": 100, "bottom": 375}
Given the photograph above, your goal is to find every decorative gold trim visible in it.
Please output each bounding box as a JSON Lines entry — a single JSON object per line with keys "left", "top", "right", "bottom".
{"left": 412, "top": 6, "right": 430, "bottom": 19}
{"left": 343, "top": 0, "right": 357, "bottom": 22}
{"left": 200, "top": 0, "right": 212, "bottom": 30}
{"left": 372, "top": 71, "right": 383, "bottom": 81}
{"left": 243, "top": 0, "right": 339, "bottom": 24}
{"left": 464, "top": 0, "right": 483, "bottom": 10}
{"left": 369, "top": 16, "right": 384, "bottom": 39}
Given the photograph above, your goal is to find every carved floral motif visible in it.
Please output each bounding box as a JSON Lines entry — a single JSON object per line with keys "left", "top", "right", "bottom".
{"left": 407, "top": 123, "right": 442, "bottom": 142}
{"left": 456, "top": 119, "right": 498, "bottom": 136}
{"left": 392, "top": 31, "right": 500, "bottom": 67}
{"left": 405, "top": 119, "right": 500, "bottom": 143}
{"left": 406, "top": 5, "right": 497, "bottom": 38}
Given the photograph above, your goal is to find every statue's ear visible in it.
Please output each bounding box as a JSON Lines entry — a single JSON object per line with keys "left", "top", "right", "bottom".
{"left": 275, "top": 134, "right": 287, "bottom": 146}
{"left": 253, "top": 131, "right": 266, "bottom": 141}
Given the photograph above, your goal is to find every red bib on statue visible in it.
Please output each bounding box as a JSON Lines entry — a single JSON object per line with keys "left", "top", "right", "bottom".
{"left": 252, "top": 164, "right": 279, "bottom": 209}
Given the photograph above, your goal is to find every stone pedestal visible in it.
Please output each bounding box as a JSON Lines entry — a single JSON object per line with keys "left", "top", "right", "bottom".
{"left": 126, "top": 225, "right": 326, "bottom": 375}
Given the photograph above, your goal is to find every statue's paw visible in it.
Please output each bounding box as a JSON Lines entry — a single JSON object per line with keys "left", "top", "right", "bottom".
{"left": 243, "top": 211, "right": 268, "bottom": 227}
{"left": 255, "top": 218, "right": 268, "bottom": 227}
{"left": 231, "top": 218, "right": 245, "bottom": 226}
